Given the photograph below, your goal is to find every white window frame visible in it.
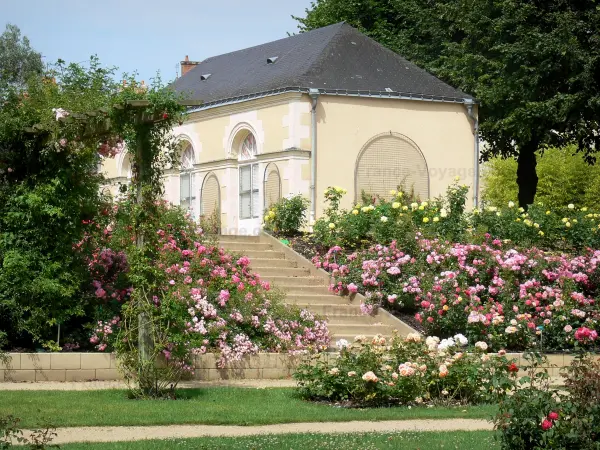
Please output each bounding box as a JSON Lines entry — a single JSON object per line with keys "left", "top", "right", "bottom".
{"left": 239, "top": 164, "right": 259, "bottom": 219}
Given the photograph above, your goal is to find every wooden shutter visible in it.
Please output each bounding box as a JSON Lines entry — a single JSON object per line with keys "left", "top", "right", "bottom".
{"left": 201, "top": 173, "right": 219, "bottom": 218}
{"left": 355, "top": 132, "right": 429, "bottom": 201}
{"left": 264, "top": 166, "right": 281, "bottom": 208}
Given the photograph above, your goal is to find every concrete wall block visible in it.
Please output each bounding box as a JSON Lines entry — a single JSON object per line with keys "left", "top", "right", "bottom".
{"left": 35, "top": 369, "right": 66, "bottom": 382}
{"left": 545, "top": 354, "right": 564, "bottom": 368}
{"left": 195, "top": 353, "right": 218, "bottom": 369}
{"left": 276, "top": 354, "right": 302, "bottom": 370}
{"left": 21, "top": 354, "right": 52, "bottom": 370}
{"left": 192, "top": 368, "right": 210, "bottom": 381}
{"left": 221, "top": 357, "right": 252, "bottom": 371}
{"left": 51, "top": 353, "right": 81, "bottom": 370}
{"left": 81, "top": 353, "right": 111, "bottom": 369}
{"left": 563, "top": 355, "right": 576, "bottom": 368}
{"left": 110, "top": 354, "right": 118, "bottom": 369}
{"left": 257, "top": 353, "right": 278, "bottom": 369}
{"left": 7, "top": 370, "right": 35, "bottom": 382}
{"left": 95, "top": 369, "right": 121, "bottom": 380}
{"left": 65, "top": 369, "right": 96, "bottom": 381}
{"left": 547, "top": 367, "right": 564, "bottom": 378}
{"left": 1, "top": 353, "right": 20, "bottom": 370}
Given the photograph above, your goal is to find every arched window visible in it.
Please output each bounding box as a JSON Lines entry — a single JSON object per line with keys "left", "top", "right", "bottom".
{"left": 200, "top": 172, "right": 220, "bottom": 233}
{"left": 239, "top": 133, "right": 257, "bottom": 161}
{"left": 264, "top": 163, "right": 281, "bottom": 208}
{"left": 355, "top": 132, "right": 429, "bottom": 202}
{"left": 179, "top": 143, "right": 195, "bottom": 214}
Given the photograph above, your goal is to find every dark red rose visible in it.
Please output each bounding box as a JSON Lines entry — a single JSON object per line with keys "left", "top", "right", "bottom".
{"left": 541, "top": 419, "right": 553, "bottom": 430}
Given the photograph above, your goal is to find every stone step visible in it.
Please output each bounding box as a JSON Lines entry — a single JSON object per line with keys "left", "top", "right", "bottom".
{"left": 279, "top": 285, "right": 331, "bottom": 295}
{"left": 244, "top": 250, "right": 286, "bottom": 259}
{"left": 285, "top": 294, "right": 352, "bottom": 305}
{"left": 329, "top": 335, "right": 394, "bottom": 345}
{"left": 219, "top": 242, "right": 273, "bottom": 251}
{"left": 326, "top": 315, "right": 379, "bottom": 325}
{"left": 257, "top": 267, "right": 311, "bottom": 277}
{"left": 328, "top": 323, "right": 394, "bottom": 336}
{"left": 248, "top": 258, "right": 297, "bottom": 268}
{"left": 210, "top": 234, "right": 261, "bottom": 242}
{"left": 265, "top": 276, "right": 325, "bottom": 286}
{"left": 292, "top": 303, "right": 364, "bottom": 316}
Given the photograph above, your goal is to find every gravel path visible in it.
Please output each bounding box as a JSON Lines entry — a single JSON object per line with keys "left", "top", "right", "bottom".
{"left": 29, "top": 419, "right": 493, "bottom": 444}
{"left": 0, "top": 379, "right": 296, "bottom": 390}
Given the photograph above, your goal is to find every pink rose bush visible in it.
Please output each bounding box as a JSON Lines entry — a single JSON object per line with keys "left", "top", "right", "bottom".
{"left": 295, "top": 332, "right": 517, "bottom": 406}
{"left": 312, "top": 236, "right": 600, "bottom": 351}
{"left": 85, "top": 200, "right": 330, "bottom": 371}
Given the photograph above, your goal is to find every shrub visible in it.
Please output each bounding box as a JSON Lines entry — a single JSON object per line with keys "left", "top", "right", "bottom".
{"left": 264, "top": 194, "right": 309, "bottom": 235}
{"left": 494, "top": 352, "right": 600, "bottom": 449}
{"left": 482, "top": 146, "right": 600, "bottom": 210}
{"left": 0, "top": 58, "right": 119, "bottom": 350}
{"left": 1, "top": 415, "right": 56, "bottom": 449}
{"left": 199, "top": 208, "right": 220, "bottom": 235}
{"left": 295, "top": 332, "right": 517, "bottom": 406}
{"left": 87, "top": 199, "right": 330, "bottom": 396}
{"left": 311, "top": 182, "right": 469, "bottom": 251}
{"left": 471, "top": 202, "right": 600, "bottom": 251}
{"left": 312, "top": 237, "right": 600, "bottom": 352}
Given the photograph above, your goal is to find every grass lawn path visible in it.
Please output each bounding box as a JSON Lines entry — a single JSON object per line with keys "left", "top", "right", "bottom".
{"left": 28, "top": 419, "right": 493, "bottom": 445}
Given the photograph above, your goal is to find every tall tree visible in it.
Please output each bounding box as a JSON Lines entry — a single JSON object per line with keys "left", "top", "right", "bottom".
{"left": 0, "top": 23, "right": 43, "bottom": 98}
{"left": 295, "top": 1, "right": 600, "bottom": 207}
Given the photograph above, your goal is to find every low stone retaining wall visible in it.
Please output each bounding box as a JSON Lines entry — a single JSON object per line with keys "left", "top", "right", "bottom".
{"left": 0, "top": 352, "right": 336, "bottom": 383}
{"left": 0, "top": 351, "right": 590, "bottom": 383}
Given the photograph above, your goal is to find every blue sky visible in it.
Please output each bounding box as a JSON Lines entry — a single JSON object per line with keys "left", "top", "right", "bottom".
{"left": 3, "top": 0, "right": 314, "bottom": 83}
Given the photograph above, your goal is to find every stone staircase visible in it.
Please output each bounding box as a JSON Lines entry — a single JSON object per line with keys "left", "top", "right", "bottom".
{"left": 219, "top": 235, "right": 413, "bottom": 344}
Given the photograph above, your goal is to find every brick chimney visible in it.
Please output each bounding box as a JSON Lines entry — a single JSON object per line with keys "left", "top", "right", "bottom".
{"left": 181, "top": 55, "right": 201, "bottom": 77}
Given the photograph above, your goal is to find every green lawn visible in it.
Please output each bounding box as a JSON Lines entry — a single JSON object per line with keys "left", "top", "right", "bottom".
{"left": 0, "top": 387, "right": 496, "bottom": 428}
{"left": 59, "top": 431, "right": 498, "bottom": 450}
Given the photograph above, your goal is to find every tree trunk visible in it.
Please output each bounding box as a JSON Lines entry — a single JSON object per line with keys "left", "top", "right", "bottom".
{"left": 516, "top": 142, "right": 539, "bottom": 209}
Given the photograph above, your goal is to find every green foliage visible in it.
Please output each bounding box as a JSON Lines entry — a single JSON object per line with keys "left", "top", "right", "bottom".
{"left": 494, "top": 352, "right": 600, "bottom": 449}
{"left": 295, "top": 333, "right": 517, "bottom": 407}
{"left": 263, "top": 194, "right": 309, "bottom": 235}
{"left": 472, "top": 203, "right": 600, "bottom": 251}
{"left": 0, "top": 58, "right": 118, "bottom": 349}
{"left": 295, "top": 1, "right": 600, "bottom": 205}
{"left": 311, "top": 182, "right": 469, "bottom": 251}
{"left": 483, "top": 147, "right": 600, "bottom": 210}
{"left": 0, "top": 24, "right": 43, "bottom": 99}
{"left": 1, "top": 415, "right": 56, "bottom": 449}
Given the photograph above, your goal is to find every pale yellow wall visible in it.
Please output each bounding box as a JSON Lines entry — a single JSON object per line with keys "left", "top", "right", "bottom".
{"left": 101, "top": 155, "right": 119, "bottom": 179}
{"left": 315, "top": 96, "right": 475, "bottom": 216}
{"left": 99, "top": 93, "right": 474, "bottom": 232}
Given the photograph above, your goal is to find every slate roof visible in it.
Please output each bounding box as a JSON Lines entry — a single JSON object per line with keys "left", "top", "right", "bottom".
{"left": 172, "top": 22, "right": 473, "bottom": 110}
